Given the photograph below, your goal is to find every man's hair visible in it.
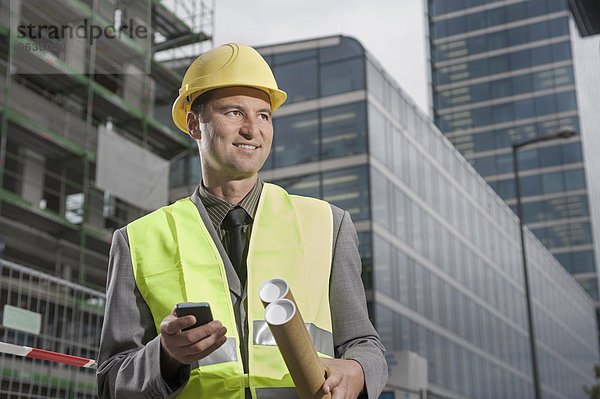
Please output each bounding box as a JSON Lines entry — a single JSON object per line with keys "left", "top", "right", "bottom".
{"left": 190, "top": 90, "right": 215, "bottom": 122}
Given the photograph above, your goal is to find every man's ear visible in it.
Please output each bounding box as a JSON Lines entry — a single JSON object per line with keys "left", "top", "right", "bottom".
{"left": 187, "top": 111, "right": 201, "bottom": 139}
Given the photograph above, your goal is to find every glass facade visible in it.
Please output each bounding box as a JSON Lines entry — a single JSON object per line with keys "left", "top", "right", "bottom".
{"left": 263, "top": 101, "right": 368, "bottom": 169}
{"left": 367, "top": 51, "right": 596, "bottom": 397}
{"left": 427, "top": 0, "right": 599, "bottom": 304}
{"left": 170, "top": 35, "right": 599, "bottom": 398}
{"left": 272, "top": 165, "right": 370, "bottom": 222}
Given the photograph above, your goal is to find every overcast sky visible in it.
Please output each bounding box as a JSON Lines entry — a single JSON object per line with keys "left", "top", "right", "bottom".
{"left": 211, "top": 1, "right": 430, "bottom": 115}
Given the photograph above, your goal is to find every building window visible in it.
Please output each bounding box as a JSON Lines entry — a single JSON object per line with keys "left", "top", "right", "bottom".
{"left": 321, "top": 102, "right": 367, "bottom": 160}
{"left": 570, "top": 222, "right": 593, "bottom": 246}
{"left": 535, "top": 93, "right": 557, "bottom": 116}
{"left": 564, "top": 168, "right": 586, "bottom": 191}
{"left": 273, "top": 111, "right": 319, "bottom": 167}
{"left": 320, "top": 57, "right": 365, "bottom": 97}
{"left": 371, "top": 168, "right": 390, "bottom": 230}
{"left": 358, "top": 231, "right": 373, "bottom": 290}
{"left": 373, "top": 234, "right": 392, "bottom": 296}
{"left": 368, "top": 105, "right": 387, "bottom": 164}
{"left": 521, "top": 200, "right": 545, "bottom": 224}
{"left": 514, "top": 98, "right": 535, "bottom": 120}
{"left": 562, "top": 142, "right": 583, "bottom": 164}
{"left": 274, "top": 58, "right": 318, "bottom": 103}
{"left": 571, "top": 250, "right": 596, "bottom": 274}
{"left": 366, "top": 60, "right": 386, "bottom": 103}
{"left": 517, "top": 147, "right": 538, "bottom": 170}
{"left": 322, "top": 165, "right": 370, "bottom": 220}
{"left": 519, "top": 174, "right": 541, "bottom": 197}
{"left": 273, "top": 48, "right": 317, "bottom": 64}
{"left": 541, "top": 171, "right": 564, "bottom": 194}
{"left": 475, "top": 156, "right": 496, "bottom": 176}
{"left": 556, "top": 91, "right": 577, "bottom": 112}
{"left": 375, "top": 303, "right": 394, "bottom": 351}
{"left": 539, "top": 144, "right": 562, "bottom": 168}
{"left": 546, "top": 195, "right": 589, "bottom": 220}
{"left": 492, "top": 103, "right": 512, "bottom": 124}
{"left": 273, "top": 173, "right": 320, "bottom": 198}
{"left": 318, "top": 36, "right": 364, "bottom": 63}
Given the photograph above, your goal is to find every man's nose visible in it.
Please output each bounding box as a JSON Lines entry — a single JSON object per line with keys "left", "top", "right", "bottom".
{"left": 239, "top": 116, "right": 260, "bottom": 138}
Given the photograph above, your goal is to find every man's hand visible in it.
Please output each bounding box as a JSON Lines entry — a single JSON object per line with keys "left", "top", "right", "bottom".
{"left": 159, "top": 308, "right": 227, "bottom": 379}
{"left": 320, "top": 358, "right": 365, "bottom": 398}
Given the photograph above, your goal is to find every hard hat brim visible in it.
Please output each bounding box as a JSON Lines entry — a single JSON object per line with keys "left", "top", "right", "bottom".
{"left": 172, "top": 84, "right": 287, "bottom": 134}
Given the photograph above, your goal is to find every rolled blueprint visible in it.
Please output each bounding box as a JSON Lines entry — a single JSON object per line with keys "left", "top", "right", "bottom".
{"left": 259, "top": 277, "right": 296, "bottom": 307}
{"left": 263, "top": 298, "right": 330, "bottom": 399}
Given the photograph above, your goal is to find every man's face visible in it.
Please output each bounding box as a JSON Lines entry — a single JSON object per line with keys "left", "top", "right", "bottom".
{"left": 193, "top": 87, "right": 273, "bottom": 182}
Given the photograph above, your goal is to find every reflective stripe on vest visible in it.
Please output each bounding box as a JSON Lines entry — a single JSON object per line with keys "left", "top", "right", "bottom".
{"left": 252, "top": 320, "right": 334, "bottom": 358}
{"left": 127, "top": 183, "right": 333, "bottom": 399}
{"left": 198, "top": 337, "right": 238, "bottom": 367}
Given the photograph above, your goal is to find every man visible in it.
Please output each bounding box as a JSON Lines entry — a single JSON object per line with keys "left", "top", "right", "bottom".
{"left": 97, "top": 43, "right": 387, "bottom": 398}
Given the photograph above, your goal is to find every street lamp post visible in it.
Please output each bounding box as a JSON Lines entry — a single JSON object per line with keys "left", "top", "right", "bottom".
{"left": 511, "top": 128, "right": 576, "bottom": 399}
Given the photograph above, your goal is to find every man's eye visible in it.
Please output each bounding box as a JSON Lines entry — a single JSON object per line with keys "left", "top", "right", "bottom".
{"left": 228, "top": 110, "right": 242, "bottom": 117}
{"left": 258, "top": 113, "right": 270, "bottom": 121}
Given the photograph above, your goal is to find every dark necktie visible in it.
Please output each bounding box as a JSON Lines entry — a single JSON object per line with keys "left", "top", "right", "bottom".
{"left": 223, "top": 206, "right": 248, "bottom": 286}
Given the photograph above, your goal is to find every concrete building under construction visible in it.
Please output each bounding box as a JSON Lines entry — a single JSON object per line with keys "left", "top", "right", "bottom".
{"left": 0, "top": 0, "right": 212, "bottom": 397}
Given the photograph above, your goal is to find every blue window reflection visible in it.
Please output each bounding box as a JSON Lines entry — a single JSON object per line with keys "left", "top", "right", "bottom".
{"left": 319, "top": 36, "right": 364, "bottom": 62}
{"left": 321, "top": 102, "right": 367, "bottom": 160}
{"left": 320, "top": 58, "right": 365, "bottom": 97}
{"left": 274, "top": 58, "right": 318, "bottom": 103}
{"left": 322, "top": 166, "right": 370, "bottom": 220}
{"left": 272, "top": 173, "right": 320, "bottom": 198}
{"left": 273, "top": 111, "right": 319, "bottom": 167}
{"left": 271, "top": 166, "right": 370, "bottom": 221}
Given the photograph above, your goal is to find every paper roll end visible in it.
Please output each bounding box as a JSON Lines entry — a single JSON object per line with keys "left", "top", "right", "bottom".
{"left": 264, "top": 299, "right": 296, "bottom": 325}
{"left": 259, "top": 278, "right": 290, "bottom": 304}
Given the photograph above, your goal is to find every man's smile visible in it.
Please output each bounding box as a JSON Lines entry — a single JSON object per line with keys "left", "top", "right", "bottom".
{"left": 233, "top": 143, "right": 259, "bottom": 150}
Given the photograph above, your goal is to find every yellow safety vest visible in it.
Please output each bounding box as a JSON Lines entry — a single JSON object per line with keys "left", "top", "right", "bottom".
{"left": 127, "top": 183, "right": 334, "bottom": 398}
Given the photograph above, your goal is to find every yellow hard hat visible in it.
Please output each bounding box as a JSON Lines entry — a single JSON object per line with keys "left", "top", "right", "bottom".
{"left": 171, "top": 43, "right": 287, "bottom": 133}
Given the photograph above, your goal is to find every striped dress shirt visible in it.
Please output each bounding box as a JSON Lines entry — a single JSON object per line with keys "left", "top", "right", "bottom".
{"left": 197, "top": 179, "right": 263, "bottom": 257}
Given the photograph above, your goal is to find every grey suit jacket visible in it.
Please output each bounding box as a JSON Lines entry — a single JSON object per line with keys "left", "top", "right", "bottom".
{"left": 96, "top": 187, "right": 387, "bottom": 398}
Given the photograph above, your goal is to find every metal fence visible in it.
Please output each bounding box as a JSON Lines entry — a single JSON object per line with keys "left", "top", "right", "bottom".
{"left": 0, "top": 258, "right": 104, "bottom": 398}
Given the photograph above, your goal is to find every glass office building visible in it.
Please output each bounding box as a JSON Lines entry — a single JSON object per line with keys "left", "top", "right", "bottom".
{"left": 171, "top": 36, "right": 598, "bottom": 398}
{"left": 426, "top": 0, "right": 600, "bottom": 307}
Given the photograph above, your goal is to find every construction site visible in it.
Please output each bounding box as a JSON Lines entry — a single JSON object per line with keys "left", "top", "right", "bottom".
{"left": 0, "top": 0, "right": 213, "bottom": 396}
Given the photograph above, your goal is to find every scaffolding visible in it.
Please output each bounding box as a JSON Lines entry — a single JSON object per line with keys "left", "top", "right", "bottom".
{"left": 0, "top": 0, "right": 212, "bottom": 395}
{"left": 0, "top": 0, "right": 212, "bottom": 285}
{"left": 154, "top": 0, "right": 215, "bottom": 59}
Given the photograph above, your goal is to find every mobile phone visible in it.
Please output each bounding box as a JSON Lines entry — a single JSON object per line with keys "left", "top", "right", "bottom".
{"left": 175, "top": 302, "right": 213, "bottom": 331}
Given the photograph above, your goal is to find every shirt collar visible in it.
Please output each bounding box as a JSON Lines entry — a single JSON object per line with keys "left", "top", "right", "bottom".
{"left": 197, "top": 179, "right": 263, "bottom": 229}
